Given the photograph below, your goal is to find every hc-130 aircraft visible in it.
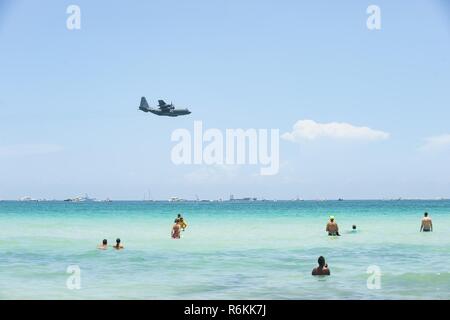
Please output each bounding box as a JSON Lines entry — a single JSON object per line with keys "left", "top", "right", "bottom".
{"left": 138, "top": 97, "right": 191, "bottom": 117}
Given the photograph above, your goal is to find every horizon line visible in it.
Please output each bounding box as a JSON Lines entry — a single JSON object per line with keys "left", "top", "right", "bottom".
{"left": 1, "top": 198, "right": 449, "bottom": 202}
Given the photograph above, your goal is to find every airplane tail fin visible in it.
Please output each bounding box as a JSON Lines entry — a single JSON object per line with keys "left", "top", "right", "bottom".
{"left": 139, "top": 97, "right": 149, "bottom": 110}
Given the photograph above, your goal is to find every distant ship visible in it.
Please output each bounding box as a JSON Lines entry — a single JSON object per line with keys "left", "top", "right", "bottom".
{"left": 64, "top": 194, "right": 96, "bottom": 202}
{"left": 19, "top": 196, "right": 38, "bottom": 202}
{"left": 169, "top": 197, "right": 186, "bottom": 202}
{"left": 228, "top": 195, "right": 257, "bottom": 202}
{"left": 194, "top": 195, "right": 213, "bottom": 202}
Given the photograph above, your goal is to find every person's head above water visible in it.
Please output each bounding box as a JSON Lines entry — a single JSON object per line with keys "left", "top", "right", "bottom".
{"left": 312, "top": 256, "right": 330, "bottom": 276}
{"left": 424, "top": 212, "right": 428, "bottom": 217}
{"left": 116, "top": 238, "right": 121, "bottom": 244}
{"left": 352, "top": 225, "right": 356, "bottom": 230}
{"left": 102, "top": 239, "right": 107, "bottom": 245}
{"left": 318, "top": 256, "right": 326, "bottom": 267}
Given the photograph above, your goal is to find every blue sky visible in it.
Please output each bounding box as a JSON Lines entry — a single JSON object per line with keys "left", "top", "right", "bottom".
{"left": 0, "top": 0, "right": 449, "bottom": 200}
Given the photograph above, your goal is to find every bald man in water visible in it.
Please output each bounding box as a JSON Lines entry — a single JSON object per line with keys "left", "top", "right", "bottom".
{"left": 326, "top": 216, "right": 340, "bottom": 236}
{"left": 420, "top": 212, "right": 433, "bottom": 232}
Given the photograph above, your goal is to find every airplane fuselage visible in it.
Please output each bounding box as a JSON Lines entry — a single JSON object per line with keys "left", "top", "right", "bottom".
{"left": 138, "top": 97, "right": 191, "bottom": 117}
{"left": 139, "top": 106, "right": 191, "bottom": 117}
{"left": 148, "top": 108, "right": 191, "bottom": 117}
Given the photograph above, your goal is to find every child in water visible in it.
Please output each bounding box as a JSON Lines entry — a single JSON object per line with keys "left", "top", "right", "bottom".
{"left": 179, "top": 217, "right": 188, "bottom": 231}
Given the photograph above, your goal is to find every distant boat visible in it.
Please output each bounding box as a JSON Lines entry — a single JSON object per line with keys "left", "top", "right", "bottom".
{"left": 19, "top": 196, "right": 37, "bottom": 202}
{"left": 338, "top": 198, "right": 344, "bottom": 201}
{"left": 229, "top": 197, "right": 257, "bottom": 202}
{"left": 169, "top": 197, "right": 185, "bottom": 202}
{"left": 64, "top": 194, "right": 96, "bottom": 202}
{"left": 143, "top": 189, "right": 154, "bottom": 202}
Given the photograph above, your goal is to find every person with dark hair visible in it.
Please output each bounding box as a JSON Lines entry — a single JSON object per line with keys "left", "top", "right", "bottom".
{"left": 345, "top": 225, "right": 358, "bottom": 234}
{"left": 312, "top": 256, "right": 330, "bottom": 276}
{"left": 174, "top": 214, "right": 182, "bottom": 223}
{"left": 113, "top": 238, "right": 124, "bottom": 250}
{"left": 420, "top": 212, "right": 433, "bottom": 232}
{"left": 97, "top": 239, "right": 108, "bottom": 250}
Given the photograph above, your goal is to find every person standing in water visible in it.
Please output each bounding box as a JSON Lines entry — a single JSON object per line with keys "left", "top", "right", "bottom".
{"left": 326, "top": 216, "right": 340, "bottom": 236}
{"left": 174, "top": 214, "right": 187, "bottom": 231}
{"left": 420, "top": 212, "right": 433, "bottom": 232}
{"left": 312, "top": 256, "right": 330, "bottom": 276}
{"left": 172, "top": 219, "right": 181, "bottom": 239}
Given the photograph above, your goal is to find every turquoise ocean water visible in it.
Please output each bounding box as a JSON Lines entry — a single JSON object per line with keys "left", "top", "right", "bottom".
{"left": 0, "top": 200, "right": 449, "bottom": 300}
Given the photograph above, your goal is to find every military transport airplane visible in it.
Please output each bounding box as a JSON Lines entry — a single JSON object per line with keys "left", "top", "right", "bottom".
{"left": 138, "top": 97, "right": 191, "bottom": 117}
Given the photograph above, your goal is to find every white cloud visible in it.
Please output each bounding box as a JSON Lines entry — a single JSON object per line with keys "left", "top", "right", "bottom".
{"left": 420, "top": 134, "right": 450, "bottom": 151}
{"left": 0, "top": 144, "right": 63, "bottom": 157}
{"left": 281, "top": 120, "right": 390, "bottom": 142}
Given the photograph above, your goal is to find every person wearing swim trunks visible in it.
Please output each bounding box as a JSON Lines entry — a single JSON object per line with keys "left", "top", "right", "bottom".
{"left": 312, "top": 256, "right": 330, "bottom": 276}
{"left": 172, "top": 218, "right": 181, "bottom": 239}
{"left": 326, "top": 216, "right": 340, "bottom": 236}
{"left": 420, "top": 212, "right": 433, "bottom": 232}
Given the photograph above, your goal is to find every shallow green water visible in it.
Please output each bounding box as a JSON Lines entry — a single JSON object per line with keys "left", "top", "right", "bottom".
{"left": 0, "top": 200, "right": 449, "bottom": 299}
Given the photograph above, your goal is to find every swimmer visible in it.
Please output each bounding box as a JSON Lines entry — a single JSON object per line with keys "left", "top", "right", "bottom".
{"left": 174, "top": 214, "right": 182, "bottom": 223}
{"left": 326, "top": 216, "right": 340, "bottom": 236}
{"left": 345, "top": 225, "right": 358, "bottom": 234}
{"left": 113, "top": 238, "right": 124, "bottom": 249}
{"left": 312, "top": 256, "right": 330, "bottom": 276}
{"left": 420, "top": 212, "right": 433, "bottom": 232}
{"left": 172, "top": 218, "right": 181, "bottom": 239}
{"left": 97, "top": 239, "right": 108, "bottom": 250}
{"left": 179, "top": 217, "right": 188, "bottom": 231}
